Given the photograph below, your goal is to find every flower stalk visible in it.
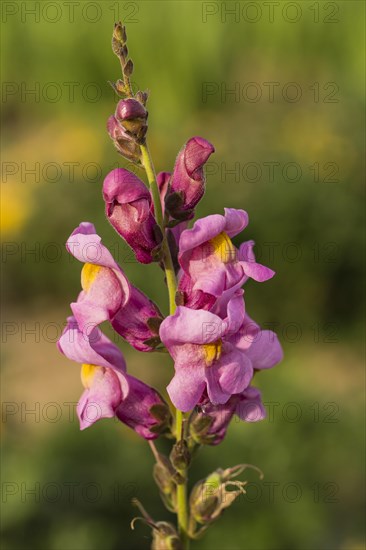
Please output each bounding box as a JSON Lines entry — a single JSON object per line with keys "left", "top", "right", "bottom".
{"left": 57, "top": 19, "right": 284, "bottom": 550}
{"left": 140, "top": 140, "right": 190, "bottom": 548}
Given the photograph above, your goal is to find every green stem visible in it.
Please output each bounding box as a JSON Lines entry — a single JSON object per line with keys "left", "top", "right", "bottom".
{"left": 176, "top": 413, "right": 190, "bottom": 549}
{"left": 140, "top": 142, "right": 190, "bottom": 548}
{"left": 140, "top": 143, "right": 177, "bottom": 315}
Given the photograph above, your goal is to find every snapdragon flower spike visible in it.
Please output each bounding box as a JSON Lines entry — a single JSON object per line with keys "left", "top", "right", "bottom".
{"left": 159, "top": 292, "right": 253, "bottom": 412}
{"left": 58, "top": 317, "right": 170, "bottom": 438}
{"left": 178, "top": 208, "right": 275, "bottom": 309}
{"left": 165, "top": 137, "right": 215, "bottom": 220}
{"left": 191, "top": 386, "right": 266, "bottom": 446}
{"left": 103, "top": 168, "right": 162, "bottom": 264}
{"left": 67, "top": 222, "right": 130, "bottom": 333}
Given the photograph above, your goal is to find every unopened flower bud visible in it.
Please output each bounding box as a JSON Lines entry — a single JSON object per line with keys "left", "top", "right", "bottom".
{"left": 170, "top": 440, "right": 191, "bottom": 473}
{"left": 113, "top": 22, "right": 127, "bottom": 43}
{"left": 166, "top": 137, "right": 214, "bottom": 220}
{"left": 136, "top": 90, "right": 149, "bottom": 106}
{"left": 107, "top": 115, "right": 141, "bottom": 162}
{"left": 190, "top": 397, "right": 237, "bottom": 445}
{"left": 115, "top": 98, "right": 148, "bottom": 140}
{"left": 152, "top": 453, "right": 180, "bottom": 512}
{"left": 124, "top": 59, "right": 134, "bottom": 77}
{"left": 116, "top": 98, "right": 147, "bottom": 121}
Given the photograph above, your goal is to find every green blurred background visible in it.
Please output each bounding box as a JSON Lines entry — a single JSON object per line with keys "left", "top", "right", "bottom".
{"left": 1, "top": 1, "right": 365, "bottom": 549}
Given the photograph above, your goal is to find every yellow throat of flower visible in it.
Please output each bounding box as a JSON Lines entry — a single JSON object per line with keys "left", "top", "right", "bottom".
{"left": 81, "top": 263, "right": 102, "bottom": 291}
{"left": 203, "top": 340, "right": 222, "bottom": 367}
{"left": 209, "top": 232, "right": 236, "bottom": 263}
{"left": 81, "top": 363, "right": 99, "bottom": 388}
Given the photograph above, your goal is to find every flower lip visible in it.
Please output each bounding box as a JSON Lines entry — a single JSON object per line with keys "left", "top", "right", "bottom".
{"left": 103, "top": 168, "right": 150, "bottom": 205}
{"left": 183, "top": 136, "right": 215, "bottom": 179}
{"left": 58, "top": 316, "right": 127, "bottom": 374}
{"left": 65, "top": 223, "right": 131, "bottom": 316}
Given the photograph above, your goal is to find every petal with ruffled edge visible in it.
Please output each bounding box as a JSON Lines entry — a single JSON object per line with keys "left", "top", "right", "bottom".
{"left": 77, "top": 367, "right": 127, "bottom": 430}
{"left": 159, "top": 306, "right": 227, "bottom": 350}
{"left": 246, "top": 329, "right": 283, "bottom": 370}
{"left": 57, "top": 316, "right": 126, "bottom": 373}
{"left": 66, "top": 223, "right": 130, "bottom": 331}
{"left": 167, "top": 360, "right": 206, "bottom": 412}
{"left": 205, "top": 345, "right": 253, "bottom": 405}
{"left": 236, "top": 387, "right": 266, "bottom": 422}
{"left": 238, "top": 241, "right": 275, "bottom": 282}
{"left": 178, "top": 209, "right": 249, "bottom": 300}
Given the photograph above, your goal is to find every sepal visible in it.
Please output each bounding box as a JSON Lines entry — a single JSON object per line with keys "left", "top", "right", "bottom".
{"left": 188, "top": 464, "right": 263, "bottom": 536}
{"left": 131, "top": 499, "right": 183, "bottom": 550}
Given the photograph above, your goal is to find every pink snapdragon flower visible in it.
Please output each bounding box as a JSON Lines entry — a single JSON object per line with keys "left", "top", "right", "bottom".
{"left": 103, "top": 168, "right": 161, "bottom": 264}
{"left": 164, "top": 137, "right": 215, "bottom": 219}
{"left": 58, "top": 317, "right": 170, "bottom": 438}
{"left": 192, "top": 387, "right": 267, "bottom": 445}
{"left": 159, "top": 293, "right": 253, "bottom": 412}
{"left": 160, "top": 287, "right": 283, "bottom": 412}
{"left": 67, "top": 222, "right": 130, "bottom": 333}
{"left": 178, "top": 208, "right": 275, "bottom": 309}
{"left": 67, "top": 222, "right": 163, "bottom": 351}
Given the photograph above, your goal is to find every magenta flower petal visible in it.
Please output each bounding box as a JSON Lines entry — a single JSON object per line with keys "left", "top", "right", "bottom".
{"left": 239, "top": 241, "right": 275, "bottom": 282}
{"left": 111, "top": 286, "right": 163, "bottom": 352}
{"left": 167, "top": 136, "right": 215, "bottom": 217}
{"left": 236, "top": 387, "right": 266, "bottom": 422}
{"left": 217, "top": 346, "right": 253, "bottom": 396}
{"left": 159, "top": 306, "right": 227, "bottom": 349}
{"left": 177, "top": 209, "right": 275, "bottom": 308}
{"left": 205, "top": 346, "right": 252, "bottom": 405}
{"left": 246, "top": 329, "right": 284, "bottom": 369}
{"left": 225, "top": 289, "right": 246, "bottom": 333}
{"left": 192, "top": 385, "right": 266, "bottom": 444}
{"left": 179, "top": 214, "right": 227, "bottom": 265}
{"left": 66, "top": 222, "right": 129, "bottom": 280}
{"left": 66, "top": 223, "right": 130, "bottom": 333}
{"left": 192, "top": 395, "right": 238, "bottom": 445}
{"left": 116, "top": 375, "right": 170, "bottom": 440}
{"left": 58, "top": 316, "right": 126, "bottom": 373}
{"left": 77, "top": 367, "right": 125, "bottom": 430}
{"left": 115, "top": 98, "right": 147, "bottom": 121}
{"left": 223, "top": 208, "right": 249, "bottom": 238}
{"left": 228, "top": 313, "right": 283, "bottom": 369}
{"left": 167, "top": 362, "right": 206, "bottom": 413}
{"left": 156, "top": 171, "right": 171, "bottom": 208}
{"left": 103, "top": 168, "right": 161, "bottom": 264}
